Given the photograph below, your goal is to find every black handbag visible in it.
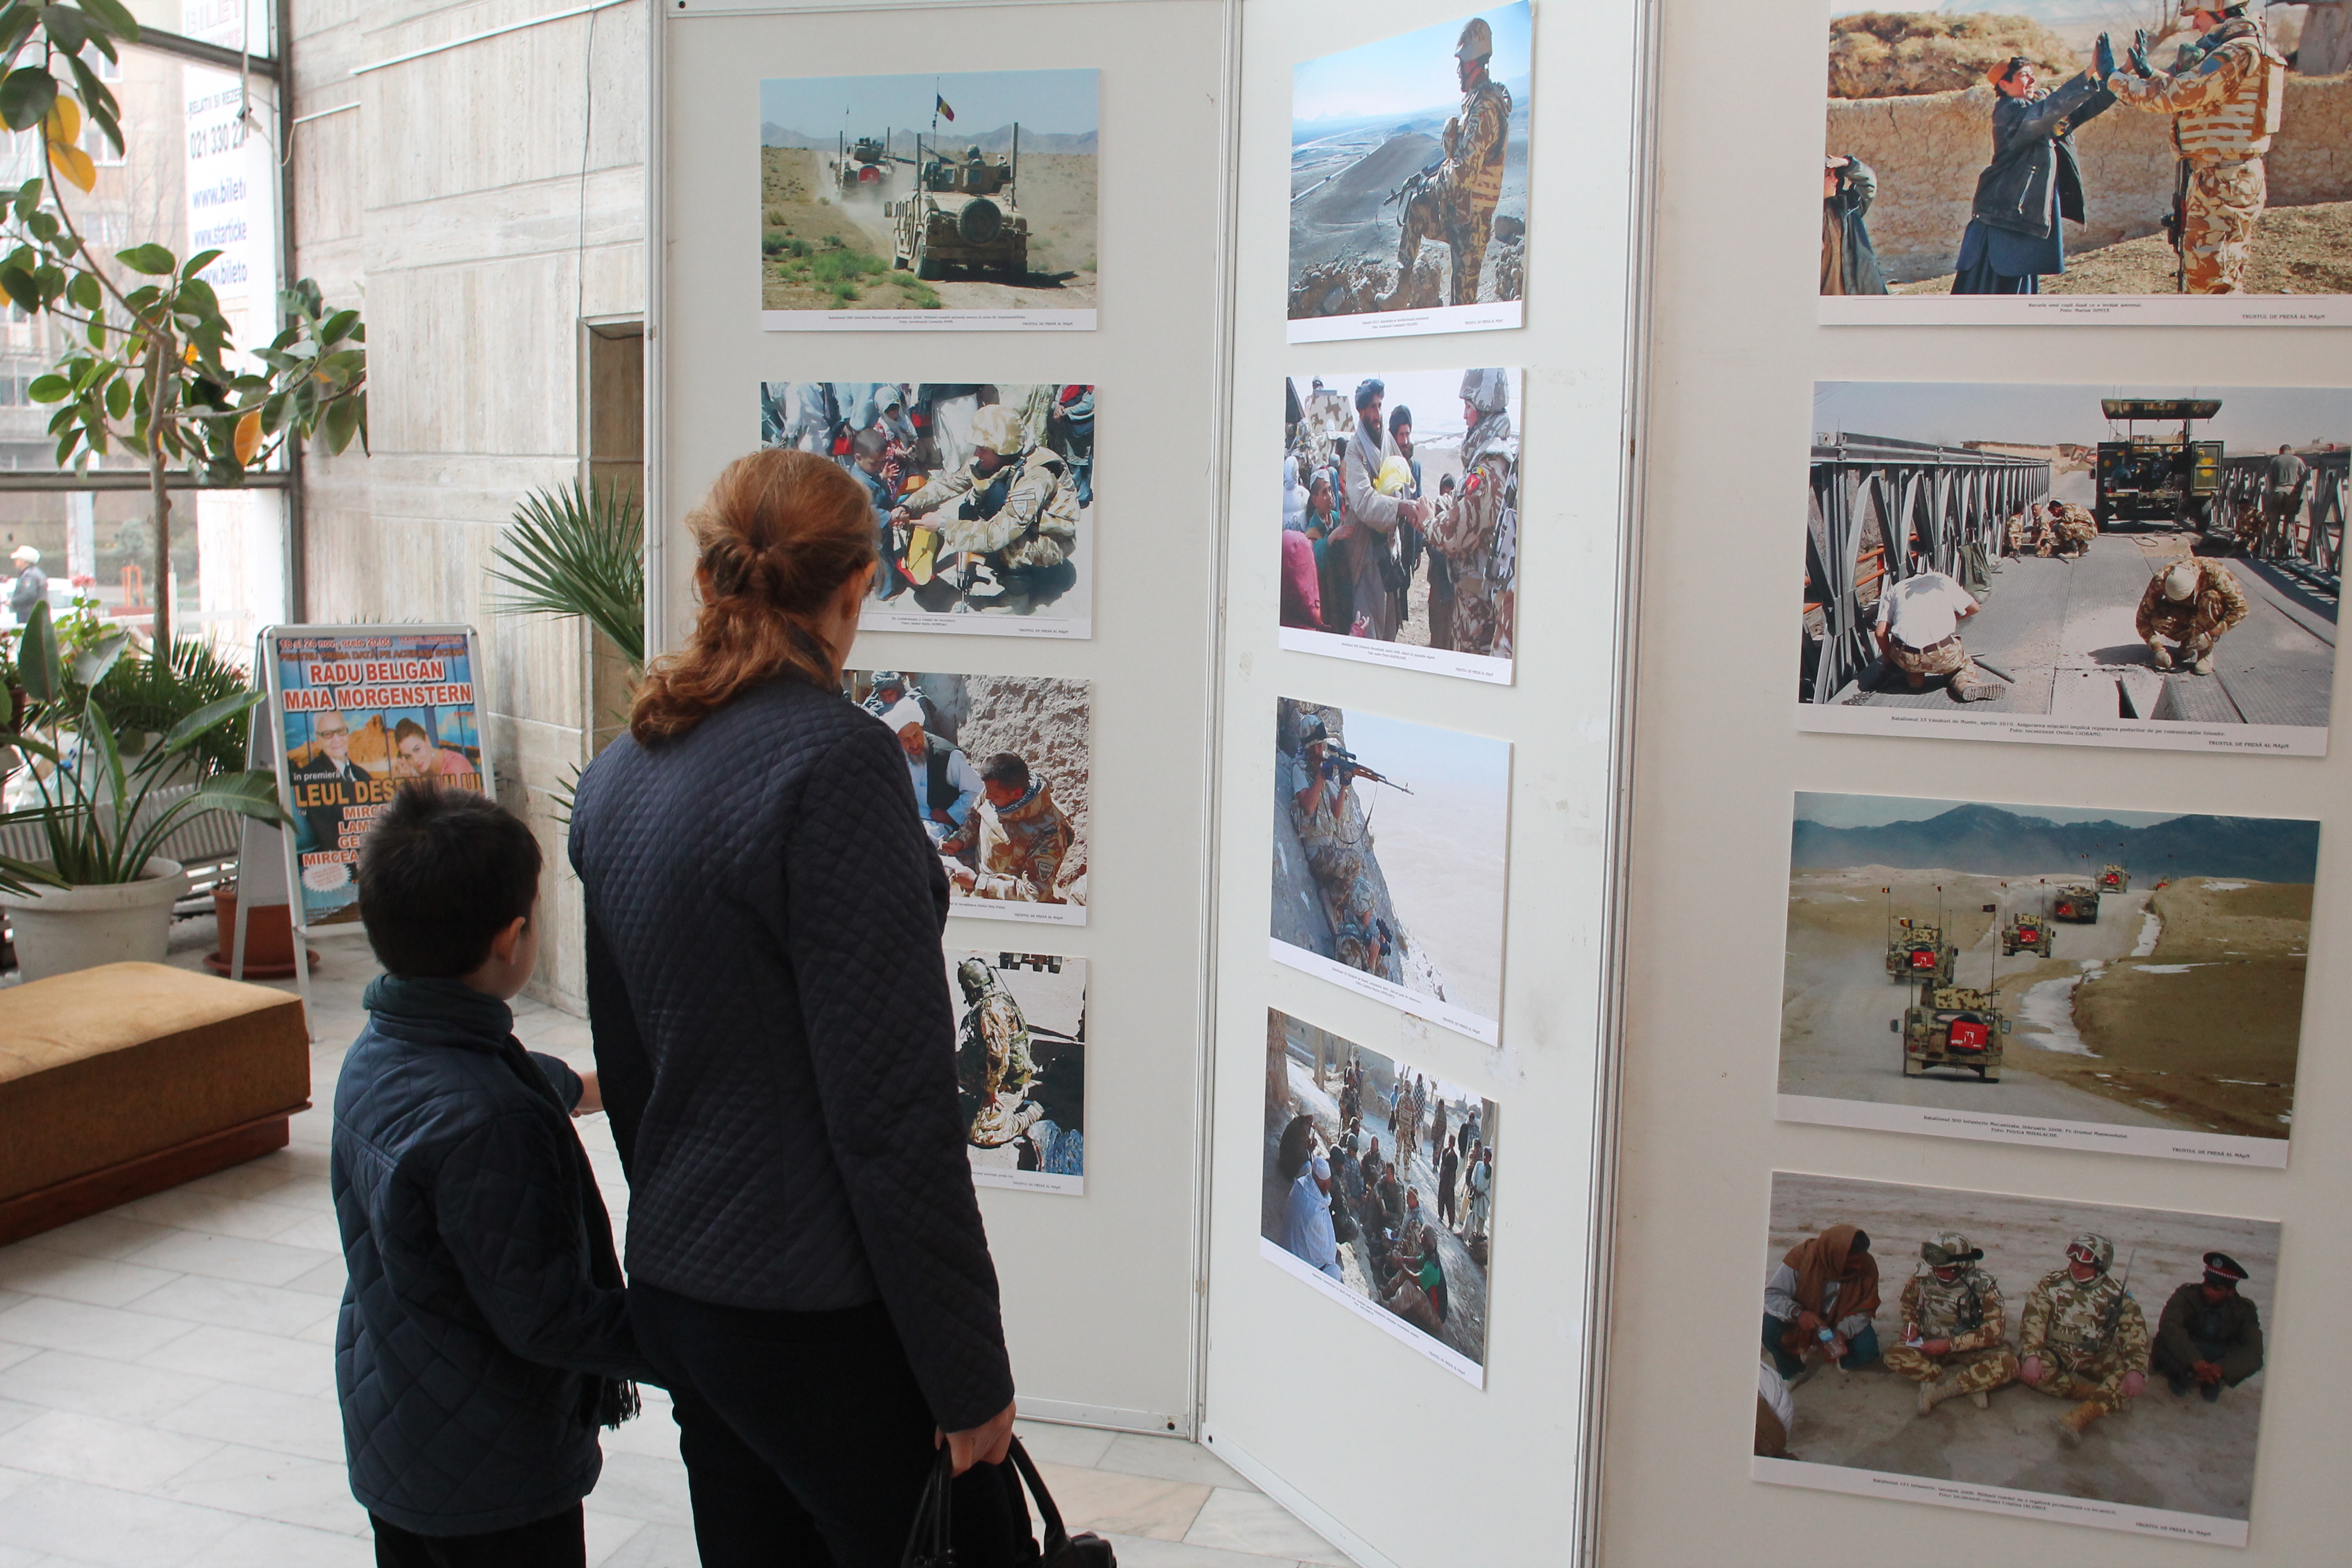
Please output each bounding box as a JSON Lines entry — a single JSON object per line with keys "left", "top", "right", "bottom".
{"left": 901, "top": 1437, "right": 1118, "bottom": 1568}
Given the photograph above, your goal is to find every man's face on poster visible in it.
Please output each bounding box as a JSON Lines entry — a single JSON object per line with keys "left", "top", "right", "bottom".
{"left": 1359, "top": 395, "right": 1384, "bottom": 439}
{"left": 982, "top": 776, "right": 1022, "bottom": 809}
{"left": 315, "top": 715, "right": 351, "bottom": 765}
{"left": 896, "top": 721, "right": 927, "bottom": 761}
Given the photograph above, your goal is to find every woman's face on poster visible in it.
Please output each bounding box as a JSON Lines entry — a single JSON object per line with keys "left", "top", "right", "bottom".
{"left": 397, "top": 732, "right": 434, "bottom": 772}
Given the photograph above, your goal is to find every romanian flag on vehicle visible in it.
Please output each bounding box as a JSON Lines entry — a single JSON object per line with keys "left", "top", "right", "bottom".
{"left": 936, "top": 94, "right": 956, "bottom": 121}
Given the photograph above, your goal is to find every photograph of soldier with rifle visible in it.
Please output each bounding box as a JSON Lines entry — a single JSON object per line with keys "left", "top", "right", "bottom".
{"left": 948, "top": 950, "right": 1088, "bottom": 1195}
{"left": 1821, "top": 4, "right": 2352, "bottom": 323}
{"left": 1289, "top": 4, "right": 1530, "bottom": 341}
{"left": 1271, "top": 698, "right": 1510, "bottom": 1043}
{"left": 1760, "top": 1172, "right": 2278, "bottom": 1546}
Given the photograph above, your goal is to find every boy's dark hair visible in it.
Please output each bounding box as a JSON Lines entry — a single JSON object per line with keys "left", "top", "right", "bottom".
{"left": 357, "top": 785, "right": 541, "bottom": 977}
{"left": 979, "top": 752, "right": 1029, "bottom": 790}
{"left": 851, "top": 427, "right": 888, "bottom": 460}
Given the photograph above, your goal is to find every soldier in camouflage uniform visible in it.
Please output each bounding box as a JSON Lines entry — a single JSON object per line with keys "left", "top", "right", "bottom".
{"left": 1285, "top": 715, "right": 1397, "bottom": 980}
{"left": 2136, "top": 556, "right": 2250, "bottom": 674}
{"left": 2004, "top": 506, "right": 2034, "bottom": 557}
{"left": 1885, "top": 1232, "right": 2019, "bottom": 1416}
{"left": 951, "top": 752, "right": 1076, "bottom": 904}
{"left": 1425, "top": 369, "right": 1518, "bottom": 660}
{"left": 1390, "top": 17, "right": 1513, "bottom": 309}
{"left": 889, "top": 402, "right": 1081, "bottom": 609}
{"left": 2104, "top": 4, "right": 2288, "bottom": 294}
{"left": 954, "top": 957, "right": 1042, "bottom": 1147}
{"left": 2018, "top": 1232, "right": 2150, "bottom": 1444}
{"left": 2050, "top": 500, "right": 2098, "bottom": 558}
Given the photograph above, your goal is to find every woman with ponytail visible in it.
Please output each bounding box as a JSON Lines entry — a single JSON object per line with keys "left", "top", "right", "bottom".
{"left": 568, "top": 449, "right": 1030, "bottom": 1566}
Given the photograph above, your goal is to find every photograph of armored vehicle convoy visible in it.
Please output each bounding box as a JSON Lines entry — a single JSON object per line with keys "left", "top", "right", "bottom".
{"left": 1894, "top": 981, "right": 2010, "bottom": 1081}
{"left": 2051, "top": 883, "right": 2101, "bottom": 924}
{"left": 1883, "top": 917, "right": 1955, "bottom": 986}
{"left": 2101, "top": 862, "right": 2131, "bottom": 894}
{"left": 2000, "top": 907, "right": 2051, "bottom": 959}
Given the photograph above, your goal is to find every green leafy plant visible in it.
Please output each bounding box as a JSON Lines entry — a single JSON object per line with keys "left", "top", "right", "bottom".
{"left": 489, "top": 480, "right": 646, "bottom": 668}
{"left": 0, "top": 601, "right": 287, "bottom": 893}
{"left": 91, "top": 636, "right": 254, "bottom": 777}
{"left": 0, "top": 0, "right": 369, "bottom": 648}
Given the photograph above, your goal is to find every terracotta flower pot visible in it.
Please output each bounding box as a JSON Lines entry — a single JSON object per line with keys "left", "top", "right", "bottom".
{"left": 205, "top": 884, "right": 319, "bottom": 979}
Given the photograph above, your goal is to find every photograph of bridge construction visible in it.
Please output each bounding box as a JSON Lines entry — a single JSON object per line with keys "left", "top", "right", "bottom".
{"left": 1272, "top": 698, "right": 1510, "bottom": 1043}
{"left": 1778, "top": 790, "right": 2318, "bottom": 1166}
{"left": 1798, "top": 380, "right": 2348, "bottom": 754}
{"left": 1288, "top": 3, "right": 1529, "bottom": 342}
{"left": 759, "top": 69, "right": 1098, "bottom": 329}
{"left": 1821, "top": 4, "right": 2352, "bottom": 324}
{"left": 1758, "top": 1171, "right": 2277, "bottom": 1545}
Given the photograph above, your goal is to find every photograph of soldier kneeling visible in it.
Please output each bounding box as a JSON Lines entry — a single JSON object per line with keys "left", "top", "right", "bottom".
{"left": 1758, "top": 1172, "right": 2275, "bottom": 1535}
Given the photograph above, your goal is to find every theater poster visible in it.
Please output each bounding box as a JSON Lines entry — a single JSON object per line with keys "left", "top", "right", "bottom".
{"left": 263, "top": 627, "right": 488, "bottom": 927}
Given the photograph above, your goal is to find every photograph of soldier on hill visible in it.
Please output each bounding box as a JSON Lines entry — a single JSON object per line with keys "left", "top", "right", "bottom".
{"left": 1821, "top": 4, "right": 2352, "bottom": 322}
{"left": 1758, "top": 1172, "right": 2277, "bottom": 1545}
{"left": 1262, "top": 1009, "right": 1498, "bottom": 1384}
{"left": 948, "top": 950, "right": 1087, "bottom": 1195}
{"left": 759, "top": 69, "right": 1098, "bottom": 329}
{"left": 1289, "top": 4, "right": 1530, "bottom": 341}
{"left": 1799, "top": 381, "right": 2349, "bottom": 754}
{"left": 846, "top": 668, "right": 1091, "bottom": 926}
{"left": 1271, "top": 699, "right": 1510, "bottom": 1043}
{"left": 1281, "top": 369, "right": 1520, "bottom": 682}
{"left": 1779, "top": 790, "right": 2318, "bottom": 1164}
{"left": 765, "top": 382, "right": 1095, "bottom": 638}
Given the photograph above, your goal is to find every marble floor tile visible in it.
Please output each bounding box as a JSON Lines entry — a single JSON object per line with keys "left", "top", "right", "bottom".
{"left": 173, "top": 1164, "right": 302, "bottom": 1204}
{"left": 135, "top": 1325, "right": 336, "bottom": 1398}
{"left": 8, "top": 1218, "right": 178, "bottom": 1266}
{"left": 1031, "top": 1462, "right": 1210, "bottom": 1543}
{"left": 111, "top": 1190, "right": 314, "bottom": 1244}
{"left": 0, "top": 1298, "right": 199, "bottom": 1365}
{"left": 582, "top": 1452, "right": 696, "bottom": 1529}
{"left": 0, "top": 1254, "right": 181, "bottom": 1312}
{"left": 1099, "top": 1533, "right": 1314, "bottom": 1567}
{"left": 118, "top": 1276, "right": 338, "bottom": 1340}
{"left": 151, "top": 1384, "right": 346, "bottom": 1465}
{"left": 1012, "top": 1418, "right": 1117, "bottom": 1468}
{"left": 0, "top": 1474, "right": 246, "bottom": 1566}
{"left": 0, "top": 1540, "right": 39, "bottom": 1567}
{"left": 1101, "top": 1433, "right": 1256, "bottom": 1493}
{"left": 0, "top": 1352, "right": 215, "bottom": 1425}
{"left": 281, "top": 1260, "right": 349, "bottom": 1299}
{"left": 264, "top": 1215, "right": 346, "bottom": 1255}
{"left": 153, "top": 1445, "right": 368, "bottom": 1536}
{"left": 1183, "top": 1489, "right": 1352, "bottom": 1567}
{"left": 596, "top": 1520, "right": 699, "bottom": 1567}
{"left": 0, "top": 1410, "right": 222, "bottom": 1491}
{"left": 582, "top": 1508, "right": 650, "bottom": 1566}
{"left": 115, "top": 1231, "right": 337, "bottom": 1290}
{"left": 176, "top": 1516, "right": 374, "bottom": 1567}
{"left": 0, "top": 1404, "right": 35, "bottom": 1441}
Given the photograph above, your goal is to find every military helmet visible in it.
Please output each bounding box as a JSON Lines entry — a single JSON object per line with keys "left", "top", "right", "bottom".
{"left": 1921, "top": 1231, "right": 1983, "bottom": 1268}
{"left": 1460, "top": 368, "right": 1510, "bottom": 415}
{"left": 956, "top": 956, "right": 995, "bottom": 999}
{"left": 2066, "top": 1233, "right": 2115, "bottom": 1273}
{"left": 968, "top": 404, "right": 1028, "bottom": 458}
{"left": 1455, "top": 15, "right": 1494, "bottom": 61}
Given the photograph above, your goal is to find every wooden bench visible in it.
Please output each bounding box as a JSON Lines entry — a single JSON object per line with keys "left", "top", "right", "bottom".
{"left": 0, "top": 962, "right": 311, "bottom": 1247}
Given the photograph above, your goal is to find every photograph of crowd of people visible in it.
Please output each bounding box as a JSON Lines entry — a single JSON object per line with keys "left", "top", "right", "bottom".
{"left": 948, "top": 949, "right": 1087, "bottom": 1195}
{"left": 1271, "top": 698, "right": 1509, "bottom": 1043}
{"left": 759, "top": 69, "right": 1098, "bottom": 329}
{"left": 1779, "top": 791, "right": 2317, "bottom": 1166}
{"left": 1261, "top": 1010, "right": 1496, "bottom": 1383}
{"left": 1758, "top": 1172, "right": 2277, "bottom": 1545}
{"left": 271, "top": 631, "right": 484, "bottom": 926}
{"left": 845, "top": 669, "right": 1090, "bottom": 925}
{"left": 1280, "top": 369, "right": 1520, "bottom": 683}
{"left": 1822, "top": 4, "right": 2352, "bottom": 323}
{"left": 762, "top": 382, "right": 1095, "bottom": 638}
{"left": 1288, "top": 4, "right": 1529, "bottom": 341}
{"left": 1799, "top": 381, "right": 2348, "bottom": 754}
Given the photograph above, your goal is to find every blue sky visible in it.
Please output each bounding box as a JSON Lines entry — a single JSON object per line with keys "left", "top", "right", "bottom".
{"left": 761, "top": 69, "right": 1098, "bottom": 139}
{"left": 1814, "top": 382, "right": 2352, "bottom": 455}
{"left": 1294, "top": 2, "right": 1531, "bottom": 124}
{"left": 1337, "top": 709, "right": 1510, "bottom": 802}
{"left": 1796, "top": 792, "right": 2185, "bottom": 830}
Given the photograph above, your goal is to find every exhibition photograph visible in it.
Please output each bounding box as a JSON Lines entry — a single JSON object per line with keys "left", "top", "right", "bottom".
{"left": 0, "top": 1, "right": 2342, "bottom": 1565}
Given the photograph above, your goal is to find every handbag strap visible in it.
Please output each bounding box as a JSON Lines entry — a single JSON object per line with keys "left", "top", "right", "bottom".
{"left": 900, "top": 1444, "right": 957, "bottom": 1568}
{"left": 1006, "top": 1436, "right": 1075, "bottom": 1554}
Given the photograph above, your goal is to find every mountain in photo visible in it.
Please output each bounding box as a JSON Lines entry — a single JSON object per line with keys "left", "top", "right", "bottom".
{"left": 1792, "top": 803, "right": 2318, "bottom": 884}
{"left": 761, "top": 122, "right": 1097, "bottom": 155}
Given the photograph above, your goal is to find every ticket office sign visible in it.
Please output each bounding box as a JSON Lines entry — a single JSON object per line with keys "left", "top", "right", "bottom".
{"left": 263, "top": 627, "right": 488, "bottom": 927}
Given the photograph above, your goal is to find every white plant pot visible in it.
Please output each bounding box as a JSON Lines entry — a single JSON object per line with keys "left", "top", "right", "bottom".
{"left": 1, "top": 858, "right": 187, "bottom": 982}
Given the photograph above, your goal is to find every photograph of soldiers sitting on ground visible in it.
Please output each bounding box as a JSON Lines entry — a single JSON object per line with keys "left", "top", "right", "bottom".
{"left": 1821, "top": 4, "right": 2352, "bottom": 320}
{"left": 1288, "top": 3, "right": 1529, "bottom": 341}
{"left": 765, "top": 382, "right": 1094, "bottom": 638}
{"left": 1799, "top": 381, "right": 2348, "bottom": 754}
{"left": 846, "top": 669, "right": 1091, "bottom": 926}
{"left": 760, "top": 69, "right": 1098, "bottom": 329}
{"left": 948, "top": 950, "right": 1087, "bottom": 1195}
{"left": 1758, "top": 1172, "right": 2278, "bottom": 1545}
{"left": 1271, "top": 698, "right": 1509, "bottom": 1043}
{"left": 1281, "top": 369, "right": 1520, "bottom": 683}
{"left": 1779, "top": 791, "right": 2317, "bottom": 1167}
{"left": 1262, "top": 1010, "right": 1496, "bottom": 1384}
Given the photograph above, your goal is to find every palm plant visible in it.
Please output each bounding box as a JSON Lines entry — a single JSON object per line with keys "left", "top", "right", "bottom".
{"left": 490, "top": 479, "right": 646, "bottom": 667}
{"left": 0, "top": 602, "right": 287, "bottom": 895}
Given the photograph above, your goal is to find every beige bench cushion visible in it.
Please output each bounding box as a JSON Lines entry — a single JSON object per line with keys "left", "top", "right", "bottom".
{"left": 0, "top": 962, "right": 310, "bottom": 1203}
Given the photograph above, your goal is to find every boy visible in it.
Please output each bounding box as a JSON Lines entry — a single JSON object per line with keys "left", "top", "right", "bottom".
{"left": 334, "top": 785, "right": 647, "bottom": 1567}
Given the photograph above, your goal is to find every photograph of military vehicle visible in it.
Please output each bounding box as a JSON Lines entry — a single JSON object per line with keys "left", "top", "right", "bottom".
{"left": 1893, "top": 982, "right": 2010, "bottom": 1080}
{"left": 830, "top": 132, "right": 895, "bottom": 196}
{"left": 889, "top": 131, "right": 1030, "bottom": 281}
{"left": 2094, "top": 400, "right": 2222, "bottom": 531}
{"left": 1782, "top": 791, "right": 2318, "bottom": 1158}
{"left": 2100, "top": 862, "right": 2131, "bottom": 895}
{"left": 2051, "top": 882, "right": 2101, "bottom": 923}
{"left": 1883, "top": 918, "right": 1955, "bottom": 986}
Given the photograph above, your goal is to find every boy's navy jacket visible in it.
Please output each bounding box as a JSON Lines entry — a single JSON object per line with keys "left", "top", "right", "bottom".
{"left": 332, "top": 974, "right": 646, "bottom": 1536}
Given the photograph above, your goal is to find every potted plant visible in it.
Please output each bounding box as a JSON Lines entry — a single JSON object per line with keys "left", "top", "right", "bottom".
{"left": 0, "top": 602, "right": 287, "bottom": 979}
